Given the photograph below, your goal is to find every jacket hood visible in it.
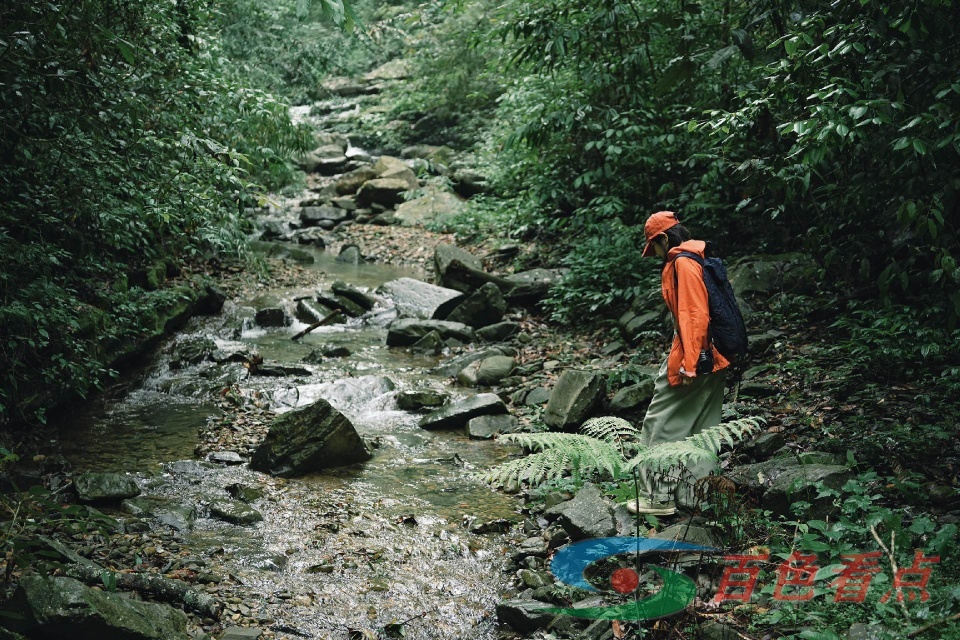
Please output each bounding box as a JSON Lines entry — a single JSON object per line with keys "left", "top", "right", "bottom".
{"left": 666, "top": 239, "right": 706, "bottom": 261}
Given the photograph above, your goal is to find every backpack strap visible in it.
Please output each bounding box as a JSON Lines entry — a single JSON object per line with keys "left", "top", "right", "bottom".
{"left": 671, "top": 252, "right": 712, "bottom": 354}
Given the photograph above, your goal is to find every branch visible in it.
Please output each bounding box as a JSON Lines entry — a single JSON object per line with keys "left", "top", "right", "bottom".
{"left": 290, "top": 309, "right": 343, "bottom": 341}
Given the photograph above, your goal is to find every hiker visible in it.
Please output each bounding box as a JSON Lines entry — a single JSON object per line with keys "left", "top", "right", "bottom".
{"left": 630, "top": 211, "right": 730, "bottom": 516}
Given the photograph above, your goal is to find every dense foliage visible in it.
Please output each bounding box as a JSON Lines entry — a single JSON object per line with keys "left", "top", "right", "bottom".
{"left": 0, "top": 0, "right": 312, "bottom": 425}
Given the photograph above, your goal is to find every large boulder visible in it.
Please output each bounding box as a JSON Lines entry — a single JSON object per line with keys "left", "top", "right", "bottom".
{"left": 6, "top": 575, "right": 190, "bottom": 640}
{"left": 496, "top": 599, "right": 554, "bottom": 634}
{"left": 335, "top": 166, "right": 379, "bottom": 195}
{"left": 294, "top": 144, "right": 348, "bottom": 174}
{"left": 726, "top": 457, "right": 853, "bottom": 517}
{"left": 300, "top": 206, "right": 351, "bottom": 228}
{"left": 250, "top": 399, "right": 371, "bottom": 477}
{"left": 608, "top": 376, "right": 657, "bottom": 413}
{"left": 445, "top": 282, "right": 507, "bottom": 328}
{"left": 372, "top": 156, "right": 419, "bottom": 189}
{"left": 210, "top": 499, "right": 263, "bottom": 526}
{"left": 386, "top": 318, "right": 474, "bottom": 347}
{"left": 363, "top": 59, "right": 412, "bottom": 82}
{"left": 476, "top": 321, "right": 521, "bottom": 343}
{"left": 418, "top": 393, "right": 508, "bottom": 430}
{"left": 356, "top": 178, "right": 413, "bottom": 208}
{"left": 393, "top": 188, "right": 466, "bottom": 227}
{"left": 503, "top": 268, "right": 566, "bottom": 301}
{"left": 331, "top": 281, "right": 378, "bottom": 311}
{"left": 727, "top": 253, "right": 819, "bottom": 297}
{"left": 74, "top": 473, "right": 140, "bottom": 503}
{"left": 543, "top": 370, "right": 607, "bottom": 431}
{"left": 618, "top": 308, "right": 665, "bottom": 345}
{"left": 434, "top": 243, "right": 509, "bottom": 293}
{"left": 545, "top": 482, "right": 616, "bottom": 540}
{"left": 377, "top": 278, "right": 465, "bottom": 320}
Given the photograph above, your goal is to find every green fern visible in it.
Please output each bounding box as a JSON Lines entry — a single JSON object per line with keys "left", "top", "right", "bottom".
{"left": 624, "top": 418, "right": 765, "bottom": 473}
{"left": 483, "top": 433, "right": 624, "bottom": 486}
{"left": 483, "top": 416, "right": 764, "bottom": 488}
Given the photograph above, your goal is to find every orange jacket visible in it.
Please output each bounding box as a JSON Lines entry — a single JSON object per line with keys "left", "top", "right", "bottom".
{"left": 661, "top": 240, "right": 730, "bottom": 386}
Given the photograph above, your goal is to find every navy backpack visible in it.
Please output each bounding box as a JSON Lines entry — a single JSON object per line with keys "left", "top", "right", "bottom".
{"left": 674, "top": 251, "right": 749, "bottom": 375}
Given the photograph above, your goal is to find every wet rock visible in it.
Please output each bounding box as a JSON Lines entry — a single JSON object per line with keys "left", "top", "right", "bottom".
{"left": 316, "top": 292, "right": 365, "bottom": 318}
{"left": 356, "top": 178, "right": 412, "bottom": 208}
{"left": 503, "top": 268, "right": 565, "bottom": 302}
{"left": 519, "top": 569, "right": 554, "bottom": 589}
{"left": 335, "top": 166, "right": 378, "bottom": 195}
{"left": 396, "top": 389, "right": 448, "bottom": 412}
{"left": 254, "top": 307, "right": 289, "bottom": 328}
{"left": 394, "top": 188, "right": 466, "bottom": 227}
{"left": 252, "top": 364, "right": 312, "bottom": 377}
{"left": 495, "top": 599, "right": 554, "bottom": 633}
{"left": 371, "top": 211, "right": 397, "bottom": 226}
{"left": 738, "top": 381, "right": 778, "bottom": 398}
{"left": 434, "top": 243, "right": 510, "bottom": 294}
{"left": 741, "top": 432, "right": 787, "bottom": 461}
{"left": 377, "top": 277, "right": 465, "bottom": 320}
{"left": 457, "top": 355, "right": 515, "bottom": 387}
{"left": 386, "top": 319, "right": 474, "bottom": 347}
{"left": 257, "top": 219, "right": 287, "bottom": 241}
{"left": 469, "top": 518, "right": 513, "bottom": 534}
{"left": 467, "top": 414, "right": 519, "bottom": 439}
{"left": 335, "top": 244, "right": 362, "bottom": 265}
{"left": 225, "top": 483, "right": 264, "bottom": 504}
{"left": 295, "top": 299, "right": 339, "bottom": 325}
{"left": 543, "top": 370, "right": 606, "bottom": 431}
{"left": 321, "top": 375, "right": 395, "bottom": 405}
{"left": 169, "top": 336, "right": 216, "bottom": 369}
{"left": 208, "top": 451, "right": 245, "bottom": 465}
{"left": 250, "top": 399, "right": 372, "bottom": 477}
{"left": 300, "top": 205, "right": 351, "bottom": 228}
{"left": 331, "top": 281, "right": 377, "bottom": 311}
{"left": 618, "top": 308, "right": 664, "bottom": 345}
{"left": 6, "top": 575, "right": 190, "bottom": 640}
{"left": 287, "top": 227, "right": 327, "bottom": 247}
{"left": 74, "top": 473, "right": 140, "bottom": 503}
{"left": 726, "top": 460, "right": 853, "bottom": 517}
{"left": 476, "top": 321, "right": 521, "bottom": 342}
{"left": 372, "top": 156, "right": 419, "bottom": 189}
{"left": 418, "top": 393, "right": 508, "bottom": 430}
{"left": 434, "top": 242, "right": 483, "bottom": 275}
{"left": 429, "top": 347, "right": 509, "bottom": 378}
{"left": 511, "top": 387, "right": 551, "bottom": 406}
{"left": 608, "top": 378, "right": 655, "bottom": 413}
{"left": 445, "top": 282, "right": 507, "bottom": 329}
{"left": 748, "top": 329, "right": 786, "bottom": 355}
{"left": 410, "top": 330, "right": 444, "bottom": 354}
{"left": 210, "top": 499, "right": 263, "bottom": 526}
{"left": 303, "top": 345, "right": 351, "bottom": 363}
{"left": 221, "top": 627, "right": 263, "bottom": 640}
{"left": 452, "top": 168, "right": 488, "bottom": 197}
{"left": 545, "top": 482, "right": 616, "bottom": 541}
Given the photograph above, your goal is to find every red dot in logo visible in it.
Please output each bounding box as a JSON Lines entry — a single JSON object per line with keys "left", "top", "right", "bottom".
{"left": 610, "top": 568, "right": 640, "bottom": 594}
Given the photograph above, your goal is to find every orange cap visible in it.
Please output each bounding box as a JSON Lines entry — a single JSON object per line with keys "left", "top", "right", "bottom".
{"left": 642, "top": 211, "right": 680, "bottom": 257}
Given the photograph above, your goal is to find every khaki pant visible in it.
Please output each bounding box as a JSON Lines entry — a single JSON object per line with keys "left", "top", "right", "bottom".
{"left": 639, "top": 358, "right": 726, "bottom": 504}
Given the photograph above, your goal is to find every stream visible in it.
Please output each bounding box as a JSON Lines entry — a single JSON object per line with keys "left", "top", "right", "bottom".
{"left": 57, "top": 244, "right": 522, "bottom": 639}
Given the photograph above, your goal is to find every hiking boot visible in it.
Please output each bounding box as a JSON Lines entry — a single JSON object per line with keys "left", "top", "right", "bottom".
{"left": 621, "top": 499, "right": 676, "bottom": 516}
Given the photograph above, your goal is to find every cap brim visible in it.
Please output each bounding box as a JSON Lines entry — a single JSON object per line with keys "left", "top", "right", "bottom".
{"left": 641, "top": 240, "right": 656, "bottom": 257}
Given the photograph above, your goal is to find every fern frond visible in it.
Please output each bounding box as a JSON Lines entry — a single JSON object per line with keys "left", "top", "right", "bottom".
{"left": 624, "top": 417, "right": 765, "bottom": 473}
{"left": 581, "top": 416, "right": 642, "bottom": 456}
{"left": 486, "top": 434, "right": 624, "bottom": 487}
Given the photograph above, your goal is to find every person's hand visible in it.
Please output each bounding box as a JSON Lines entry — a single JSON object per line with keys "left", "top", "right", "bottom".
{"left": 681, "top": 375, "right": 695, "bottom": 386}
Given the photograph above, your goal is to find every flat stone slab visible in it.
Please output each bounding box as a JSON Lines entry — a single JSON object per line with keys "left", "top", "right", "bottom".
{"left": 386, "top": 318, "right": 474, "bottom": 347}
{"left": 377, "top": 278, "right": 464, "bottom": 320}
{"left": 419, "top": 394, "right": 508, "bottom": 430}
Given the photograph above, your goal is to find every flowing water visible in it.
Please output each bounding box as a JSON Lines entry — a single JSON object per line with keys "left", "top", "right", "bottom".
{"left": 59, "top": 244, "right": 522, "bottom": 639}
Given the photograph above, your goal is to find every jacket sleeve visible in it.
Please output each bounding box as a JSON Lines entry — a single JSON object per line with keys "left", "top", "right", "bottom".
{"left": 674, "top": 258, "right": 710, "bottom": 377}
